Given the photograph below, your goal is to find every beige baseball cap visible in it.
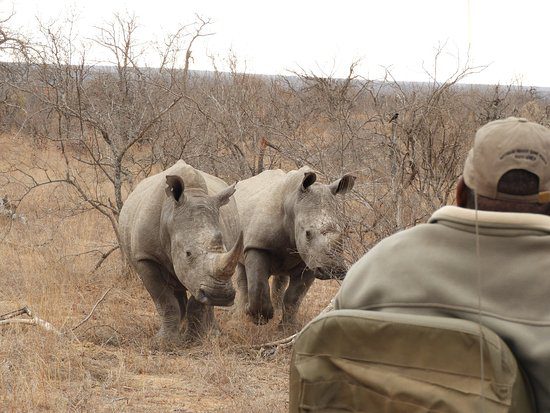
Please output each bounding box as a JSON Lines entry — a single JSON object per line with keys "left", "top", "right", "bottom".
{"left": 463, "top": 117, "right": 550, "bottom": 203}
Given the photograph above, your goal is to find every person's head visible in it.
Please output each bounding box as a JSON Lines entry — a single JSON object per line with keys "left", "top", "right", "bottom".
{"left": 456, "top": 117, "right": 550, "bottom": 215}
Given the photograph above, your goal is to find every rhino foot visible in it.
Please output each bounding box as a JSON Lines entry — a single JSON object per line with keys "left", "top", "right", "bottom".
{"left": 181, "top": 321, "right": 221, "bottom": 345}
{"left": 245, "top": 303, "right": 274, "bottom": 325}
{"left": 152, "top": 330, "right": 205, "bottom": 349}
{"left": 152, "top": 330, "right": 186, "bottom": 350}
{"left": 180, "top": 332, "right": 204, "bottom": 347}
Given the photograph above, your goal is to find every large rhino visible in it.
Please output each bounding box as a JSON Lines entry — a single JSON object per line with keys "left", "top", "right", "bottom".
{"left": 234, "top": 167, "right": 355, "bottom": 326}
{"left": 119, "top": 160, "right": 243, "bottom": 343}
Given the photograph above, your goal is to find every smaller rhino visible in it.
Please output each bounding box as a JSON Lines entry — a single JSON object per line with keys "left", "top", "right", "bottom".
{"left": 234, "top": 167, "right": 355, "bottom": 326}
{"left": 118, "top": 161, "right": 243, "bottom": 343}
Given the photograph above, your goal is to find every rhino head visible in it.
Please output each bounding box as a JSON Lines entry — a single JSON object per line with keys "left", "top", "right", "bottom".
{"left": 285, "top": 171, "right": 356, "bottom": 280}
{"left": 162, "top": 175, "right": 243, "bottom": 306}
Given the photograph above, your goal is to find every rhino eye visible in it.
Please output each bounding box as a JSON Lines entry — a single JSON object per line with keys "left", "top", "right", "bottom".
{"left": 305, "top": 230, "right": 312, "bottom": 241}
{"left": 186, "top": 250, "right": 192, "bottom": 258}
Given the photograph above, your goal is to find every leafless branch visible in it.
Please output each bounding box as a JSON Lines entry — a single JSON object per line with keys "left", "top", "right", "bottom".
{"left": 0, "top": 306, "right": 61, "bottom": 336}
{"left": 254, "top": 298, "right": 335, "bottom": 357}
{"left": 72, "top": 287, "right": 113, "bottom": 331}
{"left": 93, "top": 245, "right": 120, "bottom": 271}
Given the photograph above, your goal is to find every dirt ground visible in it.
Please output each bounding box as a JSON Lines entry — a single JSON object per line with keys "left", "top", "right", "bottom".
{"left": 0, "top": 134, "right": 341, "bottom": 412}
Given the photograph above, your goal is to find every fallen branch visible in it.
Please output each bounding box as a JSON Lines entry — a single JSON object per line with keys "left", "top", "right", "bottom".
{"left": 0, "top": 288, "right": 113, "bottom": 337}
{"left": 255, "top": 333, "right": 299, "bottom": 358}
{"left": 72, "top": 287, "right": 113, "bottom": 331}
{"left": 0, "top": 306, "right": 62, "bottom": 335}
{"left": 0, "top": 307, "right": 28, "bottom": 320}
{"left": 255, "top": 298, "right": 336, "bottom": 357}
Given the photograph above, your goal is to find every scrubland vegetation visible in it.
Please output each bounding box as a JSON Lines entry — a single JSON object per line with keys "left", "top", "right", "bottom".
{"left": 1, "top": 13, "right": 550, "bottom": 412}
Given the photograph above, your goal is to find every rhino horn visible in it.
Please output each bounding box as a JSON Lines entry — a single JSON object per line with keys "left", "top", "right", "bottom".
{"left": 214, "top": 232, "right": 244, "bottom": 278}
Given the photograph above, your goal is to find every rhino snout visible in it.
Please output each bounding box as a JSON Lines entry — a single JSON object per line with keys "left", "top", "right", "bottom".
{"left": 196, "top": 286, "right": 236, "bottom": 307}
{"left": 314, "top": 266, "right": 348, "bottom": 281}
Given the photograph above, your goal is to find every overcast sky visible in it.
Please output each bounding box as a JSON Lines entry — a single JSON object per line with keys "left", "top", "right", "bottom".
{"left": 4, "top": 0, "right": 549, "bottom": 87}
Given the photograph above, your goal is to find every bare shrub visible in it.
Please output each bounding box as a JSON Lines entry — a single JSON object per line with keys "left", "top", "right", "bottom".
{"left": 2, "top": 14, "right": 211, "bottom": 265}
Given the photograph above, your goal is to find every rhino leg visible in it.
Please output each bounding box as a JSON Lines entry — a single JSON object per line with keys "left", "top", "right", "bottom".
{"left": 135, "top": 260, "right": 183, "bottom": 340}
{"left": 182, "top": 296, "right": 217, "bottom": 343}
{"left": 271, "top": 275, "right": 289, "bottom": 309}
{"left": 280, "top": 267, "right": 315, "bottom": 329}
{"left": 235, "top": 263, "right": 249, "bottom": 311}
{"left": 244, "top": 249, "right": 274, "bottom": 324}
{"left": 174, "top": 289, "right": 188, "bottom": 330}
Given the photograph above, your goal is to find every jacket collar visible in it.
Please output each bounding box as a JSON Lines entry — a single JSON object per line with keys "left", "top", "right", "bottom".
{"left": 429, "top": 206, "right": 550, "bottom": 232}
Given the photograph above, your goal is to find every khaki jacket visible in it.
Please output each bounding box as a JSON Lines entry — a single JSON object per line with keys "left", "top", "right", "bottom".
{"left": 335, "top": 206, "right": 550, "bottom": 412}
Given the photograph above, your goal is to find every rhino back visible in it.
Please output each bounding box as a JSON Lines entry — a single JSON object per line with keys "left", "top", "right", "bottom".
{"left": 119, "top": 171, "right": 164, "bottom": 263}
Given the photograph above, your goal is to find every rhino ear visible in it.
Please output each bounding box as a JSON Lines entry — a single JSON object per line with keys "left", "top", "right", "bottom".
{"left": 329, "top": 174, "right": 356, "bottom": 195}
{"left": 165, "top": 175, "right": 185, "bottom": 202}
{"left": 215, "top": 182, "right": 236, "bottom": 207}
{"left": 301, "top": 171, "right": 317, "bottom": 191}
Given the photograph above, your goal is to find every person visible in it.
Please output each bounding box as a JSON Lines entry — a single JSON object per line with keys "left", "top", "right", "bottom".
{"left": 335, "top": 117, "right": 550, "bottom": 411}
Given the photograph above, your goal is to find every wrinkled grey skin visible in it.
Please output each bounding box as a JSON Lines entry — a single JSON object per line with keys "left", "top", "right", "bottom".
{"left": 234, "top": 166, "right": 355, "bottom": 326}
{"left": 119, "top": 160, "right": 243, "bottom": 343}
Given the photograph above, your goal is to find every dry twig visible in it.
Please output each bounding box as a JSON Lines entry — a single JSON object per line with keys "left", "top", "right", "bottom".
{"left": 72, "top": 287, "right": 113, "bottom": 331}
{"left": 0, "top": 287, "right": 112, "bottom": 337}
{"left": 0, "top": 306, "right": 61, "bottom": 335}
{"left": 255, "top": 298, "right": 336, "bottom": 357}
{"left": 0, "top": 307, "right": 27, "bottom": 320}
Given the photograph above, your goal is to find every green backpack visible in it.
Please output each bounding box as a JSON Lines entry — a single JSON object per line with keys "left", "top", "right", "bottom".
{"left": 289, "top": 310, "right": 535, "bottom": 413}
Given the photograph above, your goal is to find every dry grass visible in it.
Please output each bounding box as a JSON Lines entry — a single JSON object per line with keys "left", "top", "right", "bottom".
{"left": 0, "top": 134, "right": 339, "bottom": 412}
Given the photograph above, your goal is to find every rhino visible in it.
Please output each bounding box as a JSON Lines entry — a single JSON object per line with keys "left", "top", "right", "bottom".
{"left": 234, "top": 166, "right": 355, "bottom": 326}
{"left": 118, "top": 160, "right": 243, "bottom": 343}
